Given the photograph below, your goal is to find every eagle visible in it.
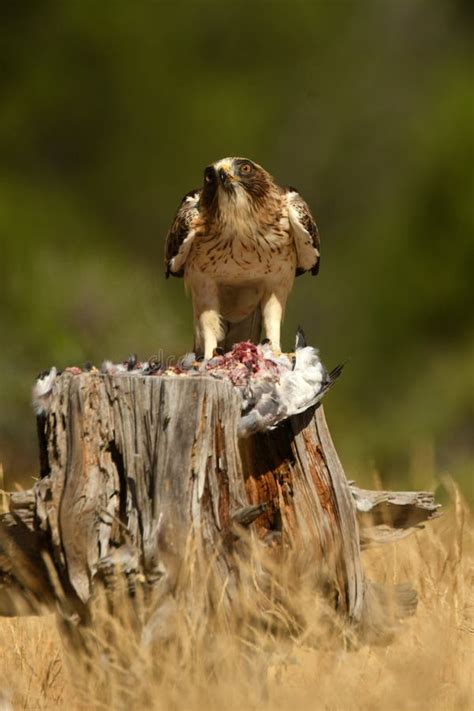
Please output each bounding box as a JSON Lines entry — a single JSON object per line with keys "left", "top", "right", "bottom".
{"left": 164, "top": 157, "right": 320, "bottom": 359}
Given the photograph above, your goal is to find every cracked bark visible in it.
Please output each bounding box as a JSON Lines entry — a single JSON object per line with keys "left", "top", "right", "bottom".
{"left": 0, "top": 372, "right": 439, "bottom": 643}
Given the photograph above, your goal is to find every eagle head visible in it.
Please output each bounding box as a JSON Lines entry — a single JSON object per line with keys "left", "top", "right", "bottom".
{"left": 201, "top": 157, "right": 272, "bottom": 213}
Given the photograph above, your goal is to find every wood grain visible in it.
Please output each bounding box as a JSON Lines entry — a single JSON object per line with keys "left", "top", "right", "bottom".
{"left": 0, "top": 372, "right": 440, "bottom": 643}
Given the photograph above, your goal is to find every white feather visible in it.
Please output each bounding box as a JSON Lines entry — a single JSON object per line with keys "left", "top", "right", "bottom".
{"left": 32, "top": 367, "right": 57, "bottom": 415}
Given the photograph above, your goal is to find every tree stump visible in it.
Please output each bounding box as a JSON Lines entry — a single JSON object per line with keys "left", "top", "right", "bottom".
{"left": 0, "top": 371, "right": 440, "bottom": 643}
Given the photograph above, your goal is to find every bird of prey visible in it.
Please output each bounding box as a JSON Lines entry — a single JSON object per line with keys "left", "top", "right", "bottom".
{"left": 164, "top": 157, "right": 320, "bottom": 359}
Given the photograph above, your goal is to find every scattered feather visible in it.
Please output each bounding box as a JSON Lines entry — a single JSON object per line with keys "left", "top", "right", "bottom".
{"left": 32, "top": 332, "right": 343, "bottom": 435}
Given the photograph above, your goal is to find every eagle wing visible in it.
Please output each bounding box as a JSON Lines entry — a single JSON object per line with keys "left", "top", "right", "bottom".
{"left": 285, "top": 187, "right": 320, "bottom": 276}
{"left": 164, "top": 189, "right": 201, "bottom": 278}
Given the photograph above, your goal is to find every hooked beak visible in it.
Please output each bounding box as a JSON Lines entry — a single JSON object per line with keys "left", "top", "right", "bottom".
{"left": 218, "top": 166, "right": 235, "bottom": 192}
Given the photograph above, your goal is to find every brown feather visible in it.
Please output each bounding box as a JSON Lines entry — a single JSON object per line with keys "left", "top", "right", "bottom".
{"left": 285, "top": 186, "right": 320, "bottom": 276}
{"left": 164, "top": 189, "right": 201, "bottom": 278}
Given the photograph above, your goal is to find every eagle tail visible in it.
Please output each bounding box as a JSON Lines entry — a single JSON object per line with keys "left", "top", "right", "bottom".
{"left": 220, "top": 307, "right": 262, "bottom": 353}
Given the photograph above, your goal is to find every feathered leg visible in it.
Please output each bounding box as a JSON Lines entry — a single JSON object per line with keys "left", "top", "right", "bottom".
{"left": 261, "top": 284, "right": 290, "bottom": 354}
{"left": 190, "top": 275, "right": 223, "bottom": 359}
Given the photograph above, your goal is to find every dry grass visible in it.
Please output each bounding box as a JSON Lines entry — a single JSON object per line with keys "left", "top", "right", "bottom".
{"left": 0, "top": 507, "right": 472, "bottom": 711}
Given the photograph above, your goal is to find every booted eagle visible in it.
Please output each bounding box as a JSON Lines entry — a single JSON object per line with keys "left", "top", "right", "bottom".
{"left": 164, "top": 157, "right": 320, "bottom": 358}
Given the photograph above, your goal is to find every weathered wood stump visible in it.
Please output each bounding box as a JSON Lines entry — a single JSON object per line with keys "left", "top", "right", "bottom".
{"left": 0, "top": 372, "right": 439, "bottom": 643}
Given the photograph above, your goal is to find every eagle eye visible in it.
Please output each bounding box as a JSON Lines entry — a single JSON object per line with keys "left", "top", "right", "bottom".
{"left": 240, "top": 162, "right": 253, "bottom": 175}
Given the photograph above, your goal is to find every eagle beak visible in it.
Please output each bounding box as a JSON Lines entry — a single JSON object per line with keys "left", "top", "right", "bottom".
{"left": 218, "top": 166, "right": 234, "bottom": 187}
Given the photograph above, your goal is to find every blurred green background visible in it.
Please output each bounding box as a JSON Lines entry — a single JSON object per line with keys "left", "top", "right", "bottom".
{"left": 1, "top": 0, "right": 473, "bottom": 497}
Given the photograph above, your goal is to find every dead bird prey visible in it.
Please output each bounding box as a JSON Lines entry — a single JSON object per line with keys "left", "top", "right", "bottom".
{"left": 32, "top": 331, "right": 342, "bottom": 437}
{"left": 164, "top": 157, "right": 320, "bottom": 358}
{"left": 207, "top": 336, "right": 342, "bottom": 437}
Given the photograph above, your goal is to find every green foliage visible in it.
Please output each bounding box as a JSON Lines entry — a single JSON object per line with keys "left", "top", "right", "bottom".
{"left": 0, "top": 0, "right": 472, "bottom": 492}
